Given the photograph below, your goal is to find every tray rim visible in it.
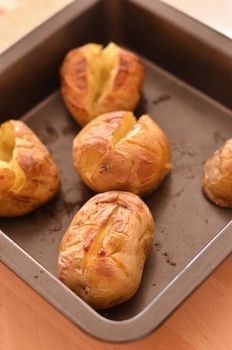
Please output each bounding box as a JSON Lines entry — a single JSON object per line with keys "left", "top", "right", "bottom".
{"left": 1, "top": 221, "right": 231, "bottom": 342}
{"left": 1, "top": 0, "right": 232, "bottom": 70}
{"left": 0, "top": 0, "right": 231, "bottom": 342}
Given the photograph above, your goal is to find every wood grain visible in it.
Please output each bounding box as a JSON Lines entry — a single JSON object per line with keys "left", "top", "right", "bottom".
{"left": 1, "top": 256, "right": 232, "bottom": 350}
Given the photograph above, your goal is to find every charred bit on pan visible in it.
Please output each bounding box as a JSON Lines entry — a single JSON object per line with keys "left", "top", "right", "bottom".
{"left": 61, "top": 124, "right": 76, "bottom": 136}
{"left": 152, "top": 94, "right": 171, "bottom": 106}
{"left": 154, "top": 241, "right": 161, "bottom": 252}
{"left": 162, "top": 252, "right": 176, "bottom": 267}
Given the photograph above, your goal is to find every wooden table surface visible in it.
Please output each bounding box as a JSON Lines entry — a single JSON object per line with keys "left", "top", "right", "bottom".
{"left": 0, "top": 1, "right": 232, "bottom": 349}
{"left": 1, "top": 257, "right": 232, "bottom": 350}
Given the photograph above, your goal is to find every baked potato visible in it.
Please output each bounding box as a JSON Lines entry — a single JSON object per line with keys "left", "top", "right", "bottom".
{"left": 72, "top": 111, "right": 171, "bottom": 195}
{"left": 58, "top": 191, "right": 154, "bottom": 309}
{"left": 60, "top": 42, "right": 144, "bottom": 126}
{"left": 0, "top": 120, "right": 60, "bottom": 216}
{"left": 202, "top": 138, "right": 232, "bottom": 208}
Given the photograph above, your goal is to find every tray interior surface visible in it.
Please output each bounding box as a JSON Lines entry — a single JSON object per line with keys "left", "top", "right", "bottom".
{"left": 0, "top": 56, "right": 231, "bottom": 321}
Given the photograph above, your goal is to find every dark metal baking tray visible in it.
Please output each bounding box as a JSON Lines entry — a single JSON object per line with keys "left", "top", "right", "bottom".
{"left": 0, "top": 0, "right": 231, "bottom": 343}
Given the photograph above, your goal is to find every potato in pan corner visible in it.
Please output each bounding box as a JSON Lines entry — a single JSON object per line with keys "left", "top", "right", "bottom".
{"left": 72, "top": 111, "right": 172, "bottom": 196}
{"left": 60, "top": 42, "right": 144, "bottom": 126}
{"left": 58, "top": 191, "right": 154, "bottom": 309}
{"left": 0, "top": 120, "right": 60, "bottom": 217}
{"left": 202, "top": 138, "right": 232, "bottom": 208}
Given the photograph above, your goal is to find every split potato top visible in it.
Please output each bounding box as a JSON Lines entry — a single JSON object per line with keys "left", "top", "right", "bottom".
{"left": 58, "top": 191, "right": 154, "bottom": 309}
{"left": 0, "top": 120, "right": 60, "bottom": 216}
{"left": 60, "top": 42, "right": 144, "bottom": 126}
{"left": 72, "top": 111, "right": 171, "bottom": 195}
{"left": 202, "top": 138, "right": 232, "bottom": 208}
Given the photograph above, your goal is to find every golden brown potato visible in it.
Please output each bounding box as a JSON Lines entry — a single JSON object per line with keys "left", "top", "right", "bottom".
{"left": 72, "top": 111, "right": 171, "bottom": 195}
{"left": 202, "top": 139, "right": 232, "bottom": 208}
{"left": 60, "top": 42, "right": 144, "bottom": 126}
{"left": 0, "top": 120, "right": 60, "bottom": 217}
{"left": 58, "top": 191, "right": 154, "bottom": 309}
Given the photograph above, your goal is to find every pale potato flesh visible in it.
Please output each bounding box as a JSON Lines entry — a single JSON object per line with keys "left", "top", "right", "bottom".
{"left": 0, "top": 122, "right": 25, "bottom": 192}
{"left": 86, "top": 43, "right": 119, "bottom": 113}
{"left": 72, "top": 111, "right": 171, "bottom": 195}
{"left": 202, "top": 138, "right": 232, "bottom": 207}
{"left": 0, "top": 120, "right": 60, "bottom": 216}
{"left": 0, "top": 122, "right": 15, "bottom": 162}
{"left": 60, "top": 42, "right": 144, "bottom": 126}
{"left": 58, "top": 191, "right": 154, "bottom": 309}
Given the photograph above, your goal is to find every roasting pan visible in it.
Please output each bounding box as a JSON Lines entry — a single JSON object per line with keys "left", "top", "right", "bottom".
{"left": 0, "top": 0, "right": 231, "bottom": 342}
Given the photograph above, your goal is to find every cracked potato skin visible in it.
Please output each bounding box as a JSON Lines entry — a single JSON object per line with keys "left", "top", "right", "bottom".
{"left": 0, "top": 120, "right": 60, "bottom": 216}
{"left": 72, "top": 111, "right": 171, "bottom": 195}
{"left": 60, "top": 42, "right": 144, "bottom": 126}
{"left": 202, "top": 138, "right": 232, "bottom": 208}
{"left": 58, "top": 191, "right": 154, "bottom": 309}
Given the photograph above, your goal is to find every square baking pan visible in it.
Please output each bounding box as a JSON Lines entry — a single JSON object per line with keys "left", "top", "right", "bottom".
{"left": 0, "top": 0, "right": 232, "bottom": 343}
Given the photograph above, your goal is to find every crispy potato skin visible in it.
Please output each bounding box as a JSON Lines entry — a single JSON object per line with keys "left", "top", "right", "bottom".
{"left": 60, "top": 43, "right": 144, "bottom": 126}
{"left": 58, "top": 191, "right": 154, "bottom": 309}
{"left": 0, "top": 120, "right": 60, "bottom": 216}
{"left": 202, "top": 139, "right": 232, "bottom": 208}
{"left": 72, "top": 111, "right": 171, "bottom": 195}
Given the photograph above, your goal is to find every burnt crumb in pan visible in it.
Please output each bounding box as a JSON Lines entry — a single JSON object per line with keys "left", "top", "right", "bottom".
{"left": 162, "top": 252, "right": 177, "bottom": 267}
{"left": 174, "top": 188, "right": 184, "bottom": 197}
{"left": 160, "top": 227, "right": 167, "bottom": 234}
{"left": 23, "top": 190, "right": 88, "bottom": 235}
{"left": 49, "top": 192, "right": 90, "bottom": 225}
{"left": 171, "top": 142, "right": 195, "bottom": 160}
{"left": 152, "top": 94, "right": 171, "bottom": 106}
{"left": 58, "top": 198, "right": 81, "bottom": 216}
{"left": 134, "top": 93, "right": 172, "bottom": 116}
{"left": 49, "top": 219, "right": 62, "bottom": 232}
{"left": 46, "top": 126, "right": 58, "bottom": 141}
{"left": 154, "top": 241, "right": 161, "bottom": 252}
{"left": 34, "top": 123, "right": 59, "bottom": 144}
{"left": 154, "top": 241, "right": 177, "bottom": 266}
{"left": 61, "top": 124, "right": 77, "bottom": 136}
